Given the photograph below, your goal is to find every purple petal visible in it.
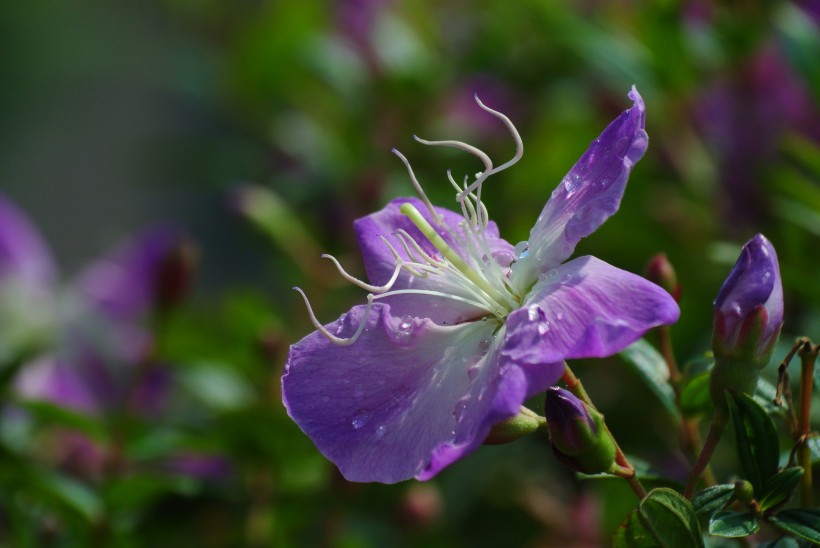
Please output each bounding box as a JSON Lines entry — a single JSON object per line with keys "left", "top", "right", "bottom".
{"left": 76, "top": 225, "right": 188, "bottom": 322}
{"left": 511, "top": 87, "right": 647, "bottom": 289}
{"left": 15, "top": 356, "right": 101, "bottom": 414}
{"left": 504, "top": 256, "right": 679, "bottom": 363}
{"left": 354, "top": 197, "right": 514, "bottom": 325}
{"left": 0, "top": 193, "right": 56, "bottom": 288}
{"left": 714, "top": 234, "right": 782, "bottom": 343}
{"left": 283, "top": 303, "right": 547, "bottom": 483}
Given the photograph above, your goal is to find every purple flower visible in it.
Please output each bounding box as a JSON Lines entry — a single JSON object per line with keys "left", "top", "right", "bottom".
{"left": 283, "top": 87, "right": 680, "bottom": 484}
{"left": 544, "top": 387, "right": 616, "bottom": 474}
{"left": 710, "top": 234, "right": 783, "bottom": 407}
{"left": 712, "top": 234, "right": 783, "bottom": 363}
{"left": 0, "top": 194, "right": 189, "bottom": 416}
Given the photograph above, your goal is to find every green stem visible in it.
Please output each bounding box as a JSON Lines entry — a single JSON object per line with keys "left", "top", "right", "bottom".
{"left": 562, "top": 364, "right": 647, "bottom": 500}
{"left": 684, "top": 410, "right": 728, "bottom": 498}
{"left": 797, "top": 343, "right": 817, "bottom": 507}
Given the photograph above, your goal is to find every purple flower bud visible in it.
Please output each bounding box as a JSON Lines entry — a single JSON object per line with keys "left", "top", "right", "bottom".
{"left": 710, "top": 234, "right": 783, "bottom": 407}
{"left": 645, "top": 253, "right": 681, "bottom": 302}
{"left": 544, "top": 387, "right": 616, "bottom": 474}
{"left": 712, "top": 234, "right": 783, "bottom": 364}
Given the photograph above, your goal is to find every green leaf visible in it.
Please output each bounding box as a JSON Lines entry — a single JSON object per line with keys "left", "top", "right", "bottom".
{"left": 619, "top": 339, "right": 679, "bottom": 421}
{"left": 758, "top": 538, "right": 800, "bottom": 548}
{"left": 759, "top": 467, "right": 804, "bottom": 511}
{"left": 16, "top": 400, "right": 108, "bottom": 441}
{"left": 638, "top": 488, "right": 704, "bottom": 548}
{"left": 679, "top": 371, "right": 712, "bottom": 417}
{"left": 691, "top": 483, "right": 735, "bottom": 517}
{"left": 768, "top": 509, "right": 820, "bottom": 544}
{"left": 709, "top": 510, "right": 759, "bottom": 538}
{"left": 726, "top": 390, "right": 780, "bottom": 494}
{"left": 32, "top": 472, "right": 103, "bottom": 525}
{"left": 612, "top": 508, "right": 658, "bottom": 548}
{"left": 179, "top": 361, "right": 256, "bottom": 411}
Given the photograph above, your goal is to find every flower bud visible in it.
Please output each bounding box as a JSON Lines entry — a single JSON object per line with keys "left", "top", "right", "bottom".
{"left": 544, "top": 387, "right": 617, "bottom": 474}
{"left": 710, "top": 234, "right": 783, "bottom": 407}
{"left": 484, "top": 407, "right": 544, "bottom": 445}
{"left": 645, "top": 253, "right": 681, "bottom": 302}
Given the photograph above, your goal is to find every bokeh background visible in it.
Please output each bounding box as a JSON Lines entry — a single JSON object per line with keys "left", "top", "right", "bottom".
{"left": 1, "top": 0, "right": 819, "bottom": 545}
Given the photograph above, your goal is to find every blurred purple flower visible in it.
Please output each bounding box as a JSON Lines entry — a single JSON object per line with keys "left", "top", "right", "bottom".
{"left": 794, "top": 0, "right": 820, "bottom": 25}
{"left": 283, "top": 87, "right": 680, "bottom": 483}
{"left": 712, "top": 234, "right": 783, "bottom": 362}
{"left": 0, "top": 194, "right": 189, "bottom": 417}
{"left": 696, "top": 46, "right": 820, "bottom": 227}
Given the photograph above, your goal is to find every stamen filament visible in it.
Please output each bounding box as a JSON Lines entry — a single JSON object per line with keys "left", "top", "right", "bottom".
{"left": 392, "top": 148, "right": 439, "bottom": 223}
{"left": 322, "top": 254, "right": 403, "bottom": 293}
{"left": 399, "top": 202, "right": 510, "bottom": 309}
{"left": 294, "top": 288, "right": 373, "bottom": 346}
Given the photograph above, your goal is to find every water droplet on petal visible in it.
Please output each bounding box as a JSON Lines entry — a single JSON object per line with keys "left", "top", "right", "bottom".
{"left": 599, "top": 176, "right": 610, "bottom": 188}
{"left": 514, "top": 241, "right": 530, "bottom": 260}
{"left": 351, "top": 410, "right": 370, "bottom": 430}
{"left": 546, "top": 268, "right": 558, "bottom": 279}
{"left": 537, "top": 320, "right": 551, "bottom": 335}
{"left": 399, "top": 315, "right": 413, "bottom": 333}
{"left": 527, "top": 304, "right": 540, "bottom": 321}
{"left": 561, "top": 273, "right": 573, "bottom": 284}
{"left": 555, "top": 312, "right": 564, "bottom": 321}
{"left": 563, "top": 173, "right": 581, "bottom": 194}
{"left": 478, "top": 338, "right": 491, "bottom": 353}
{"left": 375, "top": 424, "right": 387, "bottom": 438}
{"left": 467, "top": 364, "right": 480, "bottom": 382}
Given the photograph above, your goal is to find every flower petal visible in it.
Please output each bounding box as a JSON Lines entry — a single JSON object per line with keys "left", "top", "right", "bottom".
{"left": 76, "top": 225, "right": 188, "bottom": 322}
{"left": 503, "top": 256, "right": 679, "bottom": 364}
{"left": 283, "top": 303, "right": 538, "bottom": 483}
{"left": 0, "top": 193, "right": 56, "bottom": 288}
{"left": 354, "top": 197, "right": 513, "bottom": 324}
{"left": 15, "top": 356, "right": 102, "bottom": 414}
{"left": 510, "top": 87, "right": 648, "bottom": 291}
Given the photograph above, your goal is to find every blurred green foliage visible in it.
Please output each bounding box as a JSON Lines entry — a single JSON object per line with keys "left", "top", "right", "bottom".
{"left": 0, "top": 0, "right": 819, "bottom": 545}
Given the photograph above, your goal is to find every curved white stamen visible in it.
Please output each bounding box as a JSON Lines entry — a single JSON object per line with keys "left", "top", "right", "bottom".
{"left": 392, "top": 148, "right": 439, "bottom": 223}
{"left": 395, "top": 229, "right": 443, "bottom": 266}
{"left": 372, "top": 289, "right": 488, "bottom": 311}
{"left": 321, "top": 254, "right": 403, "bottom": 293}
{"left": 472, "top": 94, "right": 524, "bottom": 174}
{"left": 413, "top": 135, "right": 494, "bottom": 177}
{"left": 378, "top": 235, "right": 429, "bottom": 278}
{"left": 294, "top": 287, "right": 373, "bottom": 346}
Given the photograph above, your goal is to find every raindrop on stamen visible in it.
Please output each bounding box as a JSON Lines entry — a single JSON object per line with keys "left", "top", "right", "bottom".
{"left": 527, "top": 304, "right": 540, "bottom": 321}
{"left": 351, "top": 410, "right": 370, "bottom": 430}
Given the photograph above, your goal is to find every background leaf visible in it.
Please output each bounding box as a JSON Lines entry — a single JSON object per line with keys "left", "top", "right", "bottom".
{"left": 759, "top": 467, "right": 804, "bottom": 512}
{"left": 709, "top": 510, "right": 759, "bottom": 538}
{"left": 619, "top": 339, "right": 678, "bottom": 421}
{"left": 691, "top": 483, "right": 735, "bottom": 517}
{"left": 638, "top": 488, "right": 704, "bottom": 548}
{"left": 726, "top": 391, "right": 781, "bottom": 494}
{"left": 767, "top": 509, "right": 820, "bottom": 544}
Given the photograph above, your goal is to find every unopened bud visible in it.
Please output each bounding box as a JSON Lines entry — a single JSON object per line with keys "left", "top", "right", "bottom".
{"left": 645, "top": 253, "right": 681, "bottom": 302}
{"left": 544, "top": 387, "right": 617, "bottom": 474}
{"left": 710, "top": 234, "right": 783, "bottom": 409}
{"left": 484, "top": 407, "right": 544, "bottom": 445}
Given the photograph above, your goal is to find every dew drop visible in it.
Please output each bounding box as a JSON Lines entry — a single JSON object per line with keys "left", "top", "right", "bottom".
{"left": 563, "top": 173, "right": 581, "bottom": 194}
{"left": 478, "top": 338, "right": 491, "bottom": 353}
{"left": 527, "top": 304, "right": 540, "bottom": 321}
{"left": 514, "top": 241, "right": 530, "bottom": 260}
{"left": 546, "top": 268, "right": 558, "bottom": 279}
{"left": 599, "top": 176, "right": 610, "bottom": 188}
{"left": 399, "top": 315, "right": 413, "bottom": 334}
{"left": 375, "top": 424, "right": 387, "bottom": 438}
{"left": 537, "top": 320, "right": 551, "bottom": 335}
{"left": 453, "top": 399, "right": 469, "bottom": 422}
{"left": 351, "top": 410, "right": 370, "bottom": 430}
{"left": 615, "top": 136, "right": 630, "bottom": 159}
{"left": 561, "top": 273, "right": 573, "bottom": 284}
{"left": 467, "top": 364, "right": 480, "bottom": 382}
{"left": 556, "top": 312, "right": 564, "bottom": 321}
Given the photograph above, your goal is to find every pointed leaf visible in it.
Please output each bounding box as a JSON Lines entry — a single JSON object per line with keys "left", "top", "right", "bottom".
{"left": 638, "top": 488, "right": 704, "bottom": 547}
{"left": 726, "top": 390, "right": 780, "bottom": 494}
{"left": 612, "top": 508, "right": 658, "bottom": 548}
{"left": 619, "top": 339, "right": 679, "bottom": 421}
{"left": 679, "top": 371, "right": 712, "bottom": 417}
{"left": 767, "top": 509, "right": 820, "bottom": 544}
{"left": 691, "top": 483, "right": 735, "bottom": 517}
{"left": 759, "top": 467, "right": 804, "bottom": 512}
{"left": 709, "top": 510, "right": 759, "bottom": 538}
{"left": 758, "top": 538, "right": 800, "bottom": 548}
